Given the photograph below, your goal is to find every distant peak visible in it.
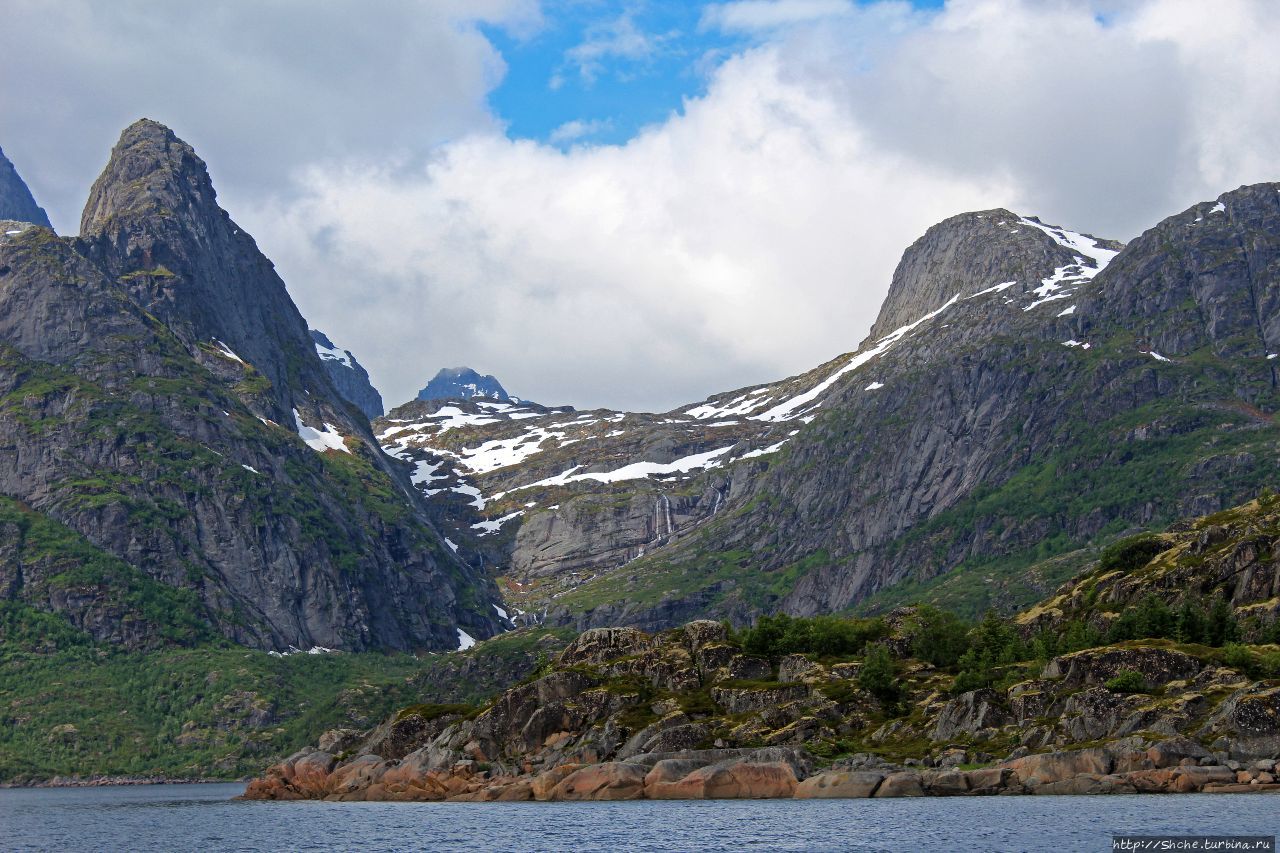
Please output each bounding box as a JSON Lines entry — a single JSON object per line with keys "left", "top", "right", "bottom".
{"left": 417, "top": 367, "right": 511, "bottom": 403}
{"left": 0, "top": 145, "right": 53, "bottom": 230}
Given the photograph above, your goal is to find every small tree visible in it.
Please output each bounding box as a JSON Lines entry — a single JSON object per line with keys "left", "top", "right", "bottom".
{"left": 858, "top": 643, "right": 900, "bottom": 707}
{"left": 908, "top": 605, "right": 971, "bottom": 669}
{"left": 1104, "top": 669, "right": 1148, "bottom": 693}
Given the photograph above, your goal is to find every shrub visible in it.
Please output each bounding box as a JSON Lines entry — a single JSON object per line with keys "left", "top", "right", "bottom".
{"left": 1104, "top": 669, "right": 1148, "bottom": 693}
{"left": 1098, "top": 533, "right": 1165, "bottom": 574}
{"left": 858, "top": 643, "right": 900, "bottom": 707}
{"left": 907, "top": 605, "right": 971, "bottom": 669}
{"left": 739, "top": 613, "right": 885, "bottom": 659}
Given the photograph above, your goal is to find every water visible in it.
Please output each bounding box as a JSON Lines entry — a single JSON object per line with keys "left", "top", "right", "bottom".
{"left": 1, "top": 784, "right": 1277, "bottom": 852}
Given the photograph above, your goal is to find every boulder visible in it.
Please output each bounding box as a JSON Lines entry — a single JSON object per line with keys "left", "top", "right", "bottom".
{"left": 932, "top": 689, "right": 1010, "bottom": 741}
{"left": 921, "top": 769, "right": 969, "bottom": 795}
{"left": 558, "top": 627, "right": 654, "bottom": 667}
{"left": 1004, "top": 748, "right": 1112, "bottom": 787}
{"left": 873, "top": 771, "right": 925, "bottom": 798}
{"left": 794, "top": 771, "right": 884, "bottom": 798}
{"left": 659, "top": 760, "right": 798, "bottom": 799}
{"left": 1043, "top": 647, "right": 1201, "bottom": 688}
{"left": 548, "top": 762, "right": 648, "bottom": 801}
{"left": 531, "top": 764, "right": 584, "bottom": 801}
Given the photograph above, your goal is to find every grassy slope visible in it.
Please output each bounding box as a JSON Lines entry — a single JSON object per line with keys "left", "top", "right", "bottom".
{"left": 0, "top": 604, "right": 568, "bottom": 783}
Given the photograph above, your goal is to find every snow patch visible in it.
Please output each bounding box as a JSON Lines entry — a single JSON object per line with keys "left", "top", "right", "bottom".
{"left": 241, "top": 464, "right": 260, "bottom": 474}
{"left": 753, "top": 294, "right": 961, "bottom": 423}
{"left": 1149, "top": 351, "right": 1172, "bottom": 363}
{"left": 313, "top": 340, "right": 352, "bottom": 368}
{"left": 513, "top": 446, "right": 734, "bottom": 491}
{"left": 472, "top": 510, "right": 524, "bottom": 535}
{"left": 293, "top": 409, "right": 350, "bottom": 454}
{"left": 456, "top": 629, "right": 476, "bottom": 651}
{"left": 444, "top": 538, "right": 459, "bottom": 553}
{"left": 212, "top": 339, "right": 245, "bottom": 364}
{"left": 1057, "top": 305, "right": 1076, "bottom": 317}
{"left": 1211, "top": 201, "right": 1226, "bottom": 214}
{"left": 865, "top": 381, "right": 884, "bottom": 391}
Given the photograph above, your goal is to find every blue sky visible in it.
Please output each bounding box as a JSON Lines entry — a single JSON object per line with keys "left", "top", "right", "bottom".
{"left": 484, "top": 1, "right": 946, "bottom": 147}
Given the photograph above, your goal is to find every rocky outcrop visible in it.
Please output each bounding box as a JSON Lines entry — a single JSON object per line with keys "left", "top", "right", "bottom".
{"left": 243, "top": 613, "right": 1280, "bottom": 802}
{"left": 0, "top": 119, "right": 499, "bottom": 651}
{"left": 0, "top": 146, "right": 51, "bottom": 229}
{"left": 310, "top": 329, "right": 383, "bottom": 419}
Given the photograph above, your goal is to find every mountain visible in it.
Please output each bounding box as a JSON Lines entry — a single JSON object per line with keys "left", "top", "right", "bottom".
{"left": 417, "top": 367, "right": 511, "bottom": 403}
{"left": 0, "top": 119, "right": 500, "bottom": 652}
{"left": 310, "top": 329, "right": 384, "bottom": 419}
{"left": 0, "top": 145, "right": 52, "bottom": 229}
{"left": 374, "top": 188, "right": 1280, "bottom": 634}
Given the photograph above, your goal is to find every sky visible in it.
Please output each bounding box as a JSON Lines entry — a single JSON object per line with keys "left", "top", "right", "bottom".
{"left": 2, "top": 0, "right": 1279, "bottom": 412}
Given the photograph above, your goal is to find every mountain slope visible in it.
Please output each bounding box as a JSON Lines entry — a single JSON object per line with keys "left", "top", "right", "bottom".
{"left": 374, "top": 187, "right": 1280, "bottom": 632}
{"left": 0, "top": 120, "right": 499, "bottom": 651}
{"left": 311, "top": 329, "right": 384, "bottom": 419}
{"left": 0, "top": 146, "right": 52, "bottom": 228}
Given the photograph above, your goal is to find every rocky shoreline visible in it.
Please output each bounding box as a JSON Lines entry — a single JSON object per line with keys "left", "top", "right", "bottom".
{"left": 4, "top": 775, "right": 230, "bottom": 789}
{"left": 242, "top": 617, "right": 1280, "bottom": 804}
{"left": 242, "top": 739, "right": 1280, "bottom": 802}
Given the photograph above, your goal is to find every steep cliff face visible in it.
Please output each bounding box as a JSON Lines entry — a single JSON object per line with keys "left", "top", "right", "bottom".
{"left": 0, "top": 120, "right": 500, "bottom": 651}
{"left": 0, "top": 146, "right": 52, "bottom": 228}
{"left": 311, "top": 329, "right": 384, "bottom": 419}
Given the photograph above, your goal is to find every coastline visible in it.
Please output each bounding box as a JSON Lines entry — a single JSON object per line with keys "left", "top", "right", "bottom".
{"left": 2, "top": 775, "right": 238, "bottom": 789}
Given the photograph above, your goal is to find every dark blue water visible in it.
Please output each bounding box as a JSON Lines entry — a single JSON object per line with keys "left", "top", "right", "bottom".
{"left": 0, "top": 783, "right": 1276, "bottom": 852}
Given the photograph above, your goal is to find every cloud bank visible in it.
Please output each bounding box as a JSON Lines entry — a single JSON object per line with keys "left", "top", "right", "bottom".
{"left": 4, "top": 1, "right": 1280, "bottom": 412}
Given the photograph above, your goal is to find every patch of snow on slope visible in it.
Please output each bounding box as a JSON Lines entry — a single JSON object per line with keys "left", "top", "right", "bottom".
{"left": 456, "top": 629, "right": 476, "bottom": 651}
{"left": 1017, "top": 217, "right": 1120, "bottom": 272}
{"left": 1057, "top": 305, "right": 1076, "bottom": 317}
{"left": 313, "top": 339, "right": 352, "bottom": 368}
{"left": 451, "top": 483, "right": 486, "bottom": 510}
{"left": 411, "top": 459, "right": 447, "bottom": 486}
{"left": 1149, "top": 351, "right": 1172, "bottom": 362}
{"left": 752, "top": 294, "right": 961, "bottom": 423}
{"left": 472, "top": 510, "right": 524, "bottom": 535}
{"left": 865, "top": 382, "right": 884, "bottom": 391}
{"left": 212, "top": 339, "right": 245, "bottom": 364}
{"left": 445, "top": 538, "right": 458, "bottom": 553}
{"left": 293, "top": 409, "right": 350, "bottom": 453}
{"left": 1211, "top": 201, "right": 1226, "bottom": 214}
{"left": 513, "top": 447, "right": 734, "bottom": 491}
{"left": 968, "top": 281, "right": 1017, "bottom": 299}
{"left": 735, "top": 440, "right": 789, "bottom": 460}
{"left": 429, "top": 407, "right": 501, "bottom": 433}
{"left": 685, "top": 388, "right": 771, "bottom": 420}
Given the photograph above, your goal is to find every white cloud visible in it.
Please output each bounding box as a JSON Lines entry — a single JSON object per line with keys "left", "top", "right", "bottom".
{"left": 700, "top": 0, "right": 860, "bottom": 33}
{"left": 255, "top": 0, "right": 1280, "bottom": 414}
{"left": 5, "top": 0, "right": 1280, "bottom": 415}
{"left": 554, "top": 8, "right": 670, "bottom": 87}
{"left": 547, "top": 118, "right": 614, "bottom": 145}
{"left": 0, "top": 0, "right": 541, "bottom": 233}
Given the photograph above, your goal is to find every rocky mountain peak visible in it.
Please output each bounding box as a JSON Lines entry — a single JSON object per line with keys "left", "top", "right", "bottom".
{"left": 0, "top": 145, "right": 53, "bottom": 229}
{"left": 417, "top": 367, "right": 511, "bottom": 403}
{"left": 79, "top": 118, "right": 215, "bottom": 239}
{"left": 75, "top": 119, "right": 337, "bottom": 426}
{"left": 867, "top": 208, "right": 1121, "bottom": 340}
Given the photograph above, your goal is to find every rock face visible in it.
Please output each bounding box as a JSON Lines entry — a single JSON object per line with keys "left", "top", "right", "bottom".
{"left": 0, "top": 119, "right": 499, "bottom": 651}
{"left": 866, "top": 209, "right": 1117, "bottom": 340}
{"left": 310, "top": 329, "right": 384, "bottom": 419}
{"left": 417, "top": 367, "right": 510, "bottom": 402}
{"left": 242, "top": 613, "right": 1280, "bottom": 803}
{"left": 0, "top": 146, "right": 52, "bottom": 229}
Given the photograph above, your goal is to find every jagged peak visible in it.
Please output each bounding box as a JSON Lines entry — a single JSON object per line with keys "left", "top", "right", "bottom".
{"left": 417, "top": 367, "right": 511, "bottom": 403}
{"left": 79, "top": 118, "right": 219, "bottom": 238}
{"left": 0, "top": 144, "right": 53, "bottom": 230}
{"left": 867, "top": 207, "right": 1120, "bottom": 341}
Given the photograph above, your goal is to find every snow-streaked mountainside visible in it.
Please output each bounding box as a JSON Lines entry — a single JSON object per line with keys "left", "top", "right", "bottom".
{"left": 417, "top": 367, "right": 512, "bottom": 403}
{"left": 374, "top": 210, "right": 1146, "bottom": 622}
{"left": 375, "top": 187, "right": 1280, "bottom": 634}
{"left": 309, "top": 328, "right": 384, "bottom": 419}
